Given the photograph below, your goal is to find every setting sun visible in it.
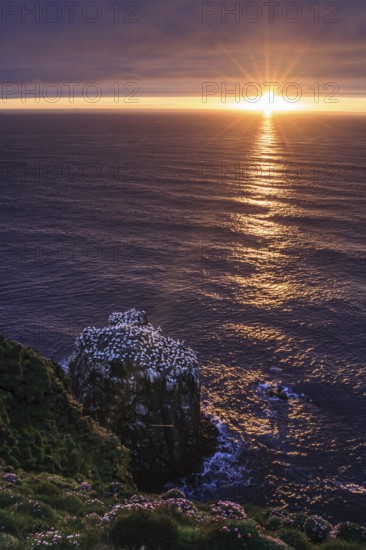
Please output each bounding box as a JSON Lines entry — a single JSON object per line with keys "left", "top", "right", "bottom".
{"left": 236, "top": 91, "right": 302, "bottom": 114}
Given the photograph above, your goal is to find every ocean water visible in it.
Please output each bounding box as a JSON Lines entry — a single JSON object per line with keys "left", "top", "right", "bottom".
{"left": 0, "top": 111, "right": 365, "bottom": 522}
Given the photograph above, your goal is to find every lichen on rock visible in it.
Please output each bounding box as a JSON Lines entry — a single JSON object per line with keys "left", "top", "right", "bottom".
{"left": 69, "top": 309, "right": 202, "bottom": 489}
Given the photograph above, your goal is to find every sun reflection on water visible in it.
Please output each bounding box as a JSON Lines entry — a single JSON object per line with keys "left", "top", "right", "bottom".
{"left": 234, "top": 115, "right": 296, "bottom": 308}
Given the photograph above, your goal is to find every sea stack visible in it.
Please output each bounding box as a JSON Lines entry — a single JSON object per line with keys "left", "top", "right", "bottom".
{"left": 69, "top": 309, "right": 201, "bottom": 488}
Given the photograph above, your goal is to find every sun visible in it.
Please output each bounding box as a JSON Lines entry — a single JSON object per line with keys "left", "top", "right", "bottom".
{"left": 236, "top": 92, "right": 302, "bottom": 114}
{"left": 260, "top": 92, "right": 275, "bottom": 115}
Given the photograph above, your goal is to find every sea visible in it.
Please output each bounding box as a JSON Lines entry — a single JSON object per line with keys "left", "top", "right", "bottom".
{"left": 0, "top": 110, "right": 365, "bottom": 523}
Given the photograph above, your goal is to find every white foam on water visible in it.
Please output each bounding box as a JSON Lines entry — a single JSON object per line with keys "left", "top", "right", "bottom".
{"left": 256, "top": 381, "right": 309, "bottom": 402}
{"left": 60, "top": 357, "right": 69, "bottom": 371}
{"left": 176, "top": 411, "right": 250, "bottom": 501}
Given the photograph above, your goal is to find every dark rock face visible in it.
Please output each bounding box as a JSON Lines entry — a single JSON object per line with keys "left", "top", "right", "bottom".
{"left": 69, "top": 309, "right": 201, "bottom": 488}
{"left": 0, "top": 335, "right": 131, "bottom": 484}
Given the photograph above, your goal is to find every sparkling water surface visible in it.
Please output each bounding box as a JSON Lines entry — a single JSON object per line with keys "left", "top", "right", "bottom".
{"left": 0, "top": 111, "right": 365, "bottom": 521}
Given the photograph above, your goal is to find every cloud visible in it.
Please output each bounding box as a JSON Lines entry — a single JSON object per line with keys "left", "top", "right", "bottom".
{"left": 0, "top": 0, "right": 365, "bottom": 96}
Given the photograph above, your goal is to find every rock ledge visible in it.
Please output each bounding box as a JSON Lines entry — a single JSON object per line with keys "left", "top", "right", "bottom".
{"left": 69, "top": 309, "right": 203, "bottom": 488}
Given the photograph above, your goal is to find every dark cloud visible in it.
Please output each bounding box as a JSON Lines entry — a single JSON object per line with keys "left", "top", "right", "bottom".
{"left": 0, "top": 0, "right": 365, "bottom": 96}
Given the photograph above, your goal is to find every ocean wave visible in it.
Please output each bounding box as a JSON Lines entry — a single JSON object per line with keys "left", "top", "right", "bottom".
{"left": 175, "top": 410, "right": 250, "bottom": 501}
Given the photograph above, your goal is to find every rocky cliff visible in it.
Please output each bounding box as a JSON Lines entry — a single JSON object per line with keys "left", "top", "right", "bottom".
{"left": 69, "top": 309, "right": 204, "bottom": 488}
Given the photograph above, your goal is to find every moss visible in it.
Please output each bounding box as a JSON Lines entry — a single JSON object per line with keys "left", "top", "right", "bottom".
{"left": 202, "top": 519, "right": 267, "bottom": 550}
{"left": 245, "top": 504, "right": 268, "bottom": 526}
{"left": 279, "top": 528, "right": 313, "bottom": 550}
{"left": 31, "top": 479, "right": 62, "bottom": 498}
{"left": 109, "top": 508, "right": 179, "bottom": 549}
{"left": 15, "top": 501, "right": 56, "bottom": 520}
{"left": 0, "top": 533, "right": 22, "bottom": 550}
{"left": 321, "top": 542, "right": 366, "bottom": 550}
{"left": 46, "top": 494, "right": 85, "bottom": 514}
{"left": 0, "top": 492, "right": 21, "bottom": 509}
{"left": 0, "top": 509, "right": 21, "bottom": 535}
{"left": 0, "top": 335, "right": 132, "bottom": 485}
{"left": 176, "top": 526, "right": 204, "bottom": 550}
{"left": 336, "top": 522, "right": 366, "bottom": 544}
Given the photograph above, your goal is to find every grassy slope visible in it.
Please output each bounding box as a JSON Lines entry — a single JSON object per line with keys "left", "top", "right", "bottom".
{"left": 0, "top": 335, "right": 131, "bottom": 483}
{"left": 0, "top": 471, "right": 365, "bottom": 549}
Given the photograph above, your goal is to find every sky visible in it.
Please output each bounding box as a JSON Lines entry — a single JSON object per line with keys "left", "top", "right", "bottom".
{"left": 1, "top": 0, "right": 365, "bottom": 111}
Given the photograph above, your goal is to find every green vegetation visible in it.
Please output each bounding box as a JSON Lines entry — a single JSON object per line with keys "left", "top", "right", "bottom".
{"left": 279, "top": 528, "right": 313, "bottom": 550}
{"left": 335, "top": 523, "right": 366, "bottom": 544}
{"left": 0, "top": 471, "right": 364, "bottom": 549}
{"left": 0, "top": 335, "right": 131, "bottom": 483}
